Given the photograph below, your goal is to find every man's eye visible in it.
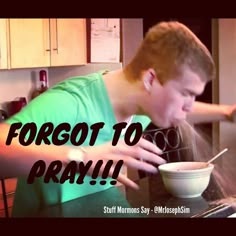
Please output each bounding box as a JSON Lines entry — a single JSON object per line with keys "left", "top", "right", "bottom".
{"left": 182, "top": 92, "right": 189, "bottom": 96}
{"left": 182, "top": 91, "right": 196, "bottom": 97}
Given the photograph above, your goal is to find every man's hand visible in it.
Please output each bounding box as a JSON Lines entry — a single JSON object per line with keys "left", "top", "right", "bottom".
{"left": 79, "top": 138, "right": 165, "bottom": 190}
{"left": 227, "top": 104, "right": 236, "bottom": 122}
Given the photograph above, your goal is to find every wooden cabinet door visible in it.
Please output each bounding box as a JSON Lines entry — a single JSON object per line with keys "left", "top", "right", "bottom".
{"left": 9, "top": 19, "right": 51, "bottom": 69}
{"left": 0, "top": 19, "right": 9, "bottom": 69}
{"left": 50, "top": 19, "right": 87, "bottom": 66}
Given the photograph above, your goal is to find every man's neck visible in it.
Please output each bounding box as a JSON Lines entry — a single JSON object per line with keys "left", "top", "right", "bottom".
{"left": 102, "top": 69, "right": 142, "bottom": 123}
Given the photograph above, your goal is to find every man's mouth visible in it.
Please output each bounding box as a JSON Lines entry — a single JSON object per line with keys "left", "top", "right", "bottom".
{"left": 171, "top": 118, "right": 184, "bottom": 127}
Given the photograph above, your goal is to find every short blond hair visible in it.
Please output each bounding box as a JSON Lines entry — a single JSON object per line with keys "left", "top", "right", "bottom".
{"left": 124, "top": 21, "right": 215, "bottom": 83}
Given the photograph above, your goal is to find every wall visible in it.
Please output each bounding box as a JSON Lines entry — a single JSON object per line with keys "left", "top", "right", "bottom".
{"left": 218, "top": 19, "right": 236, "bottom": 150}
{"left": 0, "top": 68, "right": 45, "bottom": 109}
{"left": 121, "top": 19, "right": 143, "bottom": 66}
{"left": 212, "top": 19, "right": 236, "bottom": 196}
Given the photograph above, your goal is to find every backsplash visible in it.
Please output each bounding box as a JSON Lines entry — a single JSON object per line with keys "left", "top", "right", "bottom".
{"left": 0, "top": 68, "right": 40, "bottom": 108}
{"left": 0, "top": 63, "right": 122, "bottom": 111}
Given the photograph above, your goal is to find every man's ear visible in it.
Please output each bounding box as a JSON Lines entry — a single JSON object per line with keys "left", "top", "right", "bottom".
{"left": 143, "top": 68, "right": 156, "bottom": 92}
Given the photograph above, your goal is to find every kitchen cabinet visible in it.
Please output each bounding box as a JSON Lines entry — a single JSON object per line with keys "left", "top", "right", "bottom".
{"left": 8, "top": 18, "right": 87, "bottom": 69}
{"left": 0, "top": 19, "right": 8, "bottom": 69}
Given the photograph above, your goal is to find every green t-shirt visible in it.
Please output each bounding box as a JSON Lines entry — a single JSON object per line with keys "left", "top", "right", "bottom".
{"left": 5, "top": 71, "right": 151, "bottom": 217}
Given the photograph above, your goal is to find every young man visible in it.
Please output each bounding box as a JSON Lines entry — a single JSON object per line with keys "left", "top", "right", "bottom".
{"left": 0, "top": 21, "right": 235, "bottom": 216}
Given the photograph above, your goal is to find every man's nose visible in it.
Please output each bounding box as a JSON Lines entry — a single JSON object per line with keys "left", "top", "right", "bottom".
{"left": 183, "top": 105, "right": 192, "bottom": 113}
{"left": 183, "top": 97, "right": 195, "bottom": 112}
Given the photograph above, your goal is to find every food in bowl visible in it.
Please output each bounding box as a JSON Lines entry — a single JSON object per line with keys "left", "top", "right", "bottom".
{"left": 158, "top": 162, "right": 214, "bottom": 198}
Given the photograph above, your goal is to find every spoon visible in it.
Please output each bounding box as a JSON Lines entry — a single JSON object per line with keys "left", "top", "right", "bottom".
{"left": 207, "top": 148, "right": 228, "bottom": 165}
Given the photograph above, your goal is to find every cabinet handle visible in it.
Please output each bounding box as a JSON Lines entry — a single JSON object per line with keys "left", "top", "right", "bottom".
{"left": 45, "top": 19, "right": 51, "bottom": 53}
{"left": 53, "top": 19, "right": 58, "bottom": 53}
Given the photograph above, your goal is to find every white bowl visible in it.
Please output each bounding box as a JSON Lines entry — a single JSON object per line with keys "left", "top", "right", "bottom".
{"left": 158, "top": 162, "right": 214, "bottom": 198}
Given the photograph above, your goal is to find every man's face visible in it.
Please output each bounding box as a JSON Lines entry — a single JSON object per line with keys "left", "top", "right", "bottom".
{"left": 147, "top": 68, "right": 206, "bottom": 128}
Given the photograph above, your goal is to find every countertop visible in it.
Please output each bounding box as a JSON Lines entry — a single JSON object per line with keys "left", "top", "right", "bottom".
{"left": 35, "top": 172, "right": 236, "bottom": 218}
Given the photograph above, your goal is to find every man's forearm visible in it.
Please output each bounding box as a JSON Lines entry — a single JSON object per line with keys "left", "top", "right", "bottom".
{"left": 186, "top": 101, "right": 231, "bottom": 124}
